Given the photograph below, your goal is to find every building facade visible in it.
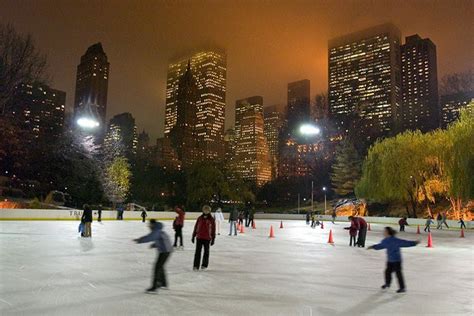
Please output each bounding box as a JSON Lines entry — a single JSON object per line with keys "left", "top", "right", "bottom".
{"left": 440, "top": 91, "right": 474, "bottom": 128}
{"left": 234, "top": 96, "right": 271, "bottom": 186}
{"left": 286, "top": 79, "right": 311, "bottom": 136}
{"left": 103, "top": 112, "right": 138, "bottom": 161}
{"left": 264, "top": 105, "right": 283, "bottom": 179}
{"left": 10, "top": 82, "right": 66, "bottom": 142}
{"left": 328, "top": 23, "right": 402, "bottom": 142}
{"left": 400, "top": 34, "right": 439, "bottom": 132}
{"left": 73, "top": 43, "right": 109, "bottom": 126}
{"left": 164, "top": 50, "right": 226, "bottom": 160}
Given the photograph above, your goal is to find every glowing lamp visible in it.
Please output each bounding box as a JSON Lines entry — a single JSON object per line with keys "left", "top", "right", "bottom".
{"left": 299, "top": 124, "right": 321, "bottom": 136}
{"left": 77, "top": 117, "right": 100, "bottom": 129}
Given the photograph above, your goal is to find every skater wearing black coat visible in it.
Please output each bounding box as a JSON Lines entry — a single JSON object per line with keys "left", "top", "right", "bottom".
{"left": 368, "top": 227, "right": 419, "bottom": 293}
{"left": 81, "top": 205, "right": 93, "bottom": 237}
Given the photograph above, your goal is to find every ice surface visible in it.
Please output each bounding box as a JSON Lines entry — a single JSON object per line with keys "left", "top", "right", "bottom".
{"left": 0, "top": 220, "right": 473, "bottom": 315}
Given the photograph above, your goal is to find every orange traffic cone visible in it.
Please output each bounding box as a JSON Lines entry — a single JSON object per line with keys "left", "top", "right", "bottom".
{"left": 252, "top": 221, "right": 256, "bottom": 229}
{"left": 460, "top": 228, "right": 465, "bottom": 238}
{"left": 368, "top": 223, "right": 371, "bottom": 231}
{"left": 327, "top": 229, "right": 334, "bottom": 244}
{"left": 240, "top": 223, "right": 245, "bottom": 234}
{"left": 269, "top": 225, "right": 275, "bottom": 238}
{"left": 427, "top": 232, "right": 433, "bottom": 248}
{"left": 321, "top": 222, "right": 324, "bottom": 229}
{"left": 280, "top": 221, "right": 284, "bottom": 229}
{"left": 416, "top": 225, "right": 420, "bottom": 234}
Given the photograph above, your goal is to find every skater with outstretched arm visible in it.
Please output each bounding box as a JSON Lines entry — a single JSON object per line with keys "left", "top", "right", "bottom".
{"left": 192, "top": 205, "right": 216, "bottom": 271}
{"left": 134, "top": 219, "right": 173, "bottom": 293}
{"left": 424, "top": 216, "right": 434, "bottom": 232}
{"left": 368, "top": 227, "right": 419, "bottom": 293}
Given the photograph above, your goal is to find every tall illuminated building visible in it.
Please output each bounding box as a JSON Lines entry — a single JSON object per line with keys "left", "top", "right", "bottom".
{"left": 103, "top": 112, "right": 138, "bottom": 162}
{"left": 170, "top": 62, "right": 199, "bottom": 168}
{"left": 164, "top": 50, "right": 226, "bottom": 160}
{"left": 264, "top": 105, "right": 283, "bottom": 179}
{"left": 328, "top": 23, "right": 402, "bottom": 142}
{"left": 234, "top": 96, "right": 271, "bottom": 186}
{"left": 286, "top": 79, "right": 311, "bottom": 136}
{"left": 9, "top": 82, "right": 65, "bottom": 142}
{"left": 401, "top": 34, "right": 439, "bottom": 132}
{"left": 73, "top": 43, "right": 109, "bottom": 126}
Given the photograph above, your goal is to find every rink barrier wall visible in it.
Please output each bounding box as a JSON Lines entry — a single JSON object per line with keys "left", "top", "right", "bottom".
{"left": 0, "top": 209, "right": 471, "bottom": 228}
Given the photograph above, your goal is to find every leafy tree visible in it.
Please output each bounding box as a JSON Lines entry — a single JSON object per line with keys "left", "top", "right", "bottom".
{"left": 104, "top": 157, "right": 131, "bottom": 205}
{"left": 331, "top": 140, "right": 361, "bottom": 196}
{"left": 186, "top": 161, "right": 254, "bottom": 210}
{"left": 0, "top": 23, "right": 48, "bottom": 114}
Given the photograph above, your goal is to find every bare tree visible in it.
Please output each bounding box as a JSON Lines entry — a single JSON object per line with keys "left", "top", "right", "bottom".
{"left": 439, "top": 70, "right": 474, "bottom": 95}
{"left": 0, "top": 23, "right": 48, "bottom": 114}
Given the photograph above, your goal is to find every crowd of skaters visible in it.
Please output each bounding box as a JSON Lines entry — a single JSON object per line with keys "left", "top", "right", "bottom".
{"left": 77, "top": 203, "right": 468, "bottom": 294}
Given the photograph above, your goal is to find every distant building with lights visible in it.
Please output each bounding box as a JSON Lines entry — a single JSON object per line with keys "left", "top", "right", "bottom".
{"left": 73, "top": 43, "right": 109, "bottom": 127}
{"left": 286, "top": 79, "right": 311, "bottom": 137}
{"left": 224, "top": 127, "right": 236, "bottom": 165}
{"left": 103, "top": 112, "right": 138, "bottom": 161}
{"left": 400, "top": 34, "right": 439, "bottom": 132}
{"left": 234, "top": 96, "right": 271, "bottom": 186}
{"left": 264, "top": 105, "right": 284, "bottom": 179}
{"left": 9, "top": 82, "right": 66, "bottom": 142}
{"left": 328, "top": 23, "right": 402, "bottom": 142}
{"left": 440, "top": 91, "right": 474, "bottom": 128}
{"left": 155, "top": 137, "right": 180, "bottom": 170}
{"left": 164, "top": 49, "right": 227, "bottom": 161}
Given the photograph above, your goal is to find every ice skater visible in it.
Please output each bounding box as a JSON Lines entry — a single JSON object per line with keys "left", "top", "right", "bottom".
{"left": 214, "top": 207, "right": 225, "bottom": 235}
{"left": 238, "top": 210, "right": 244, "bottom": 226}
{"left": 399, "top": 217, "right": 409, "bottom": 232}
{"left": 173, "top": 206, "right": 185, "bottom": 248}
{"left": 441, "top": 212, "right": 449, "bottom": 229}
{"left": 436, "top": 213, "right": 443, "bottom": 229}
{"left": 228, "top": 207, "right": 238, "bottom": 236}
{"left": 368, "top": 226, "right": 419, "bottom": 293}
{"left": 458, "top": 217, "right": 466, "bottom": 229}
{"left": 97, "top": 204, "right": 102, "bottom": 222}
{"left": 81, "top": 204, "right": 93, "bottom": 237}
{"left": 248, "top": 209, "right": 255, "bottom": 228}
{"left": 424, "top": 216, "right": 434, "bottom": 232}
{"left": 331, "top": 209, "right": 337, "bottom": 224}
{"left": 134, "top": 219, "right": 173, "bottom": 293}
{"left": 244, "top": 208, "right": 250, "bottom": 227}
{"left": 344, "top": 221, "right": 358, "bottom": 246}
{"left": 141, "top": 210, "right": 147, "bottom": 223}
{"left": 306, "top": 212, "right": 311, "bottom": 225}
{"left": 192, "top": 205, "right": 216, "bottom": 271}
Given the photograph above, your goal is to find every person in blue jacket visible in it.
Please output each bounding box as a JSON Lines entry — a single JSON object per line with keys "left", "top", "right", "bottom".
{"left": 134, "top": 219, "right": 173, "bottom": 293}
{"left": 368, "top": 226, "right": 419, "bottom": 293}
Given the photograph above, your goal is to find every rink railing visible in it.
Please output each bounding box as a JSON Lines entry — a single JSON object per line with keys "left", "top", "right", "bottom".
{"left": 0, "top": 209, "right": 472, "bottom": 228}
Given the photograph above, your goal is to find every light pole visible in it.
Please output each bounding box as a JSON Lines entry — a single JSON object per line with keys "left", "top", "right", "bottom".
{"left": 323, "top": 187, "right": 327, "bottom": 213}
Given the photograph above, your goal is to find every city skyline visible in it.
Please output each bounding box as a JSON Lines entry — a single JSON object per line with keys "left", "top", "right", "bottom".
{"left": 1, "top": 0, "right": 472, "bottom": 139}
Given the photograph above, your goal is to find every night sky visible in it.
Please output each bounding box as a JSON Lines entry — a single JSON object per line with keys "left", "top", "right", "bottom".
{"left": 1, "top": 0, "right": 472, "bottom": 139}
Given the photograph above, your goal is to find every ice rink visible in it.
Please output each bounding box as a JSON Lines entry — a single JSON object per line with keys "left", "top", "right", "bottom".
{"left": 1, "top": 219, "right": 473, "bottom": 315}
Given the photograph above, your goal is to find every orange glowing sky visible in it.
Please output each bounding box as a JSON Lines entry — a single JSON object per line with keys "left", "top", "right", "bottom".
{"left": 1, "top": 0, "right": 472, "bottom": 138}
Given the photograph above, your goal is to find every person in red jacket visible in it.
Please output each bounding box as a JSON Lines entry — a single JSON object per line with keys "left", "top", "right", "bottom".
{"left": 398, "top": 217, "right": 409, "bottom": 232}
{"left": 173, "top": 206, "right": 185, "bottom": 248}
{"left": 356, "top": 216, "right": 368, "bottom": 247}
{"left": 344, "top": 219, "right": 359, "bottom": 247}
{"left": 192, "top": 205, "right": 216, "bottom": 271}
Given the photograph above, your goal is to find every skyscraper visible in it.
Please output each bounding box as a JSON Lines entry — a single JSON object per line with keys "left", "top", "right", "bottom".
{"left": 286, "top": 79, "right": 311, "bottom": 136}
{"left": 9, "top": 82, "right": 66, "bottom": 142}
{"left": 235, "top": 96, "right": 264, "bottom": 139}
{"left": 264, "top": 105, "right": 283, "bottom": 179}
{"left": 74, "top": 43, "right": 109, "bottom": 126}
{"left": 165, "top": 50, "right": 226, "bottom": 160}
{"left": 328, "top": 23, "right": 402, "bottom": 142}
{"left": 170, "top": 62, "right": 199, "bottom": 168}
{"left": 103, "top": 112, "right": 138, "bottom": 162}
{"left": 401, "top": 34, "right": 439, "bottom": 132}
{"left": 234, "top": 96, "right": 271, "bottom": 186}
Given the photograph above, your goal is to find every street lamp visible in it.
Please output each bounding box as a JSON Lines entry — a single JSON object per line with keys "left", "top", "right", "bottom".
{"left": 299, "top": 124, "right": 321, "bottom": 136}
{"left": 322, "top": 187, "right": 327, "bottom": 213}
{"left": 76, "top": 117, "right": 100, "bottom": 129}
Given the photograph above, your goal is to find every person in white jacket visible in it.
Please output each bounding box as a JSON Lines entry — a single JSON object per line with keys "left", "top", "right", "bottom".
{"left": 214, "top": 207, "right": 225, "bottom": 235}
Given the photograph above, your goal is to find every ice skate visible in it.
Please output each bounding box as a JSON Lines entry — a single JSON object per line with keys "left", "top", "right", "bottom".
{"left": 396, "top": 288, "right": 406, "bottom": 293}
{"left": 146, "top": 287, "right": 158, "bottom": 294}
{"left": 381, "top": 284, "right": 389, "bottom": 290}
